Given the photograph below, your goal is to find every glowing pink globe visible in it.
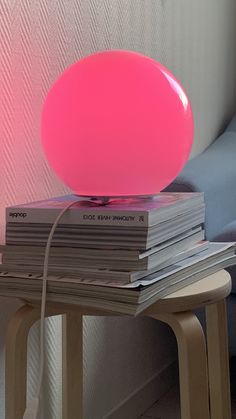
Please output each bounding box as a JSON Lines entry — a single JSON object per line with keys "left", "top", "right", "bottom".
{"left": 41, "top": 50, "right": 193, "bottom": 197}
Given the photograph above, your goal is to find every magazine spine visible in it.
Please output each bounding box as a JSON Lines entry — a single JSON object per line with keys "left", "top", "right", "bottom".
{"left": 6, "top": 207, "right": 149, "bottom": 227}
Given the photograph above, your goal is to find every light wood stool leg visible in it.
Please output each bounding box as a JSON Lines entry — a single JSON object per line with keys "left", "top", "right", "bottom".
{"left": 62, "top": 311, "right": 83, "bottom": 419}
{"left": 206, "top": 300, "right": 231, "bottom": 419}
{"left": 5, "top": 305, "right": 41, "bottom": 419}
{"left": 148, "top": 311, "right": 210, "bottom": 419}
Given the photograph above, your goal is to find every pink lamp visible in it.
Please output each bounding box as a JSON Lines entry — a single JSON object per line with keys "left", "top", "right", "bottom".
{"left": 41, "top": 50, "right": 193, "bottom": 201}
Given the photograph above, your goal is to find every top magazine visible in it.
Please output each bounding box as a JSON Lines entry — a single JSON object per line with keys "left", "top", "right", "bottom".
{"left": 6, "top": 193, "right": 204, "bottom": 227}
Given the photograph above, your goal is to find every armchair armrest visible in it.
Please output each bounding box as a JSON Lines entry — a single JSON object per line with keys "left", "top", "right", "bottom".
{"left": 165, "top": 131, "right": 236, "bottom": 240}
{"left": 226, "top": 115, "right": 236, "bottom": 133}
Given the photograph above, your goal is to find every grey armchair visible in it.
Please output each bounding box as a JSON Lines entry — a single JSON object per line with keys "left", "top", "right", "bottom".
{"left": 164, "top": 115, "right": 236, "bottom": 389}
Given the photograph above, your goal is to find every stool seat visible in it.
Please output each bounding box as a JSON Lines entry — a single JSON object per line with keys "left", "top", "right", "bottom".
{"left": 145, "top": 269, "right": 231, "bottom": 314}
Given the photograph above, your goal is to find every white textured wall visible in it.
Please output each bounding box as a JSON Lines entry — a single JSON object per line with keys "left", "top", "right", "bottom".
{"left": 1, "top": 1, "right": 236, "bottom": 418}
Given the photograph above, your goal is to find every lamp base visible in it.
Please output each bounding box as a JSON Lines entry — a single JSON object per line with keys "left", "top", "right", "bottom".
{"left": 76, "top": 194, "right": 157, "bottom": 206}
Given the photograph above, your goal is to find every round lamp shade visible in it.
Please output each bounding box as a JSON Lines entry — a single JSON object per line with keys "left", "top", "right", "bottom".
{"left": 41, "top": 50, "right": 193, "bottom": 197}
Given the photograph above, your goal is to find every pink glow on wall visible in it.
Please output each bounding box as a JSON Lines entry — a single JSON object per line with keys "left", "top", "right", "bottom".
{"left": 41, "top": 50, "right": 193, "bottom": 197}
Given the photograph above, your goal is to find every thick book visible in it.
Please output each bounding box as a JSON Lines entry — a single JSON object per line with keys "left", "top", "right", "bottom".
{"left": 1, "top": 227, "right": 204, "bottom": 271}
{"left": 1, "top": 227, "right": 203, "bottom": 261}
{"left": 0, "top": 232, "right": 208, "bottom": 274}
{"left": 6, "top": 206, "right": 205, "bottom": 250}
{"left": 0, "top": 242, "right": 235, "bottom": 315}
{"left": 6, "top": 192, "right": 204, "bottom": 227}
{"left": 0, "top": 241, "right": 209, "bottom": 282}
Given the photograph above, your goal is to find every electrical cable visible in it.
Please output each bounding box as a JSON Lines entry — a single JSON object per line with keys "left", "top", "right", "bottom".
{"left": 23, "top": 199, "right": 80, "bottom": 419}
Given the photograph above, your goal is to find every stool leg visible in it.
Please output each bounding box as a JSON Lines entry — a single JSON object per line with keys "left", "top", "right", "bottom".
{"left": 148, "top": 311, "right": 210, "bottom": 419}
{"left": 5, "top": 305, "right": 41, "bottom": 419}
{"left": 62, "top": 311, "right": 83, "bottom": 419}
{"left": 206, "top": 300, "right": 231, "bottom": 419}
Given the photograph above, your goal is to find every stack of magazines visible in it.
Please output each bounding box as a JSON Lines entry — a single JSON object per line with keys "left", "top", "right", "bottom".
{"left": 0, "top": 193, "right": 235, "bottom": 314}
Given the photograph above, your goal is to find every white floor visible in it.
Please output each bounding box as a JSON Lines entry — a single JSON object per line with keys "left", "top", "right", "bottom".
{"left": 138, "top": 386, "right": 180, "bottom": 419}
{"left": 138, "top": 385, "right": 236, "bottom": 419}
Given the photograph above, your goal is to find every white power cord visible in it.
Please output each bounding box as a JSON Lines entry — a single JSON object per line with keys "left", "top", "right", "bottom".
{"left": 23, "top": 199, "right": 80, "bottom": 419}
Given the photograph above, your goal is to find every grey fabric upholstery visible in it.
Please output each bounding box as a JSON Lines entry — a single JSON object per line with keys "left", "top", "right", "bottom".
{"left": 226, "top": 115, "right": 236, "bottom": 132}
{"left": 214, "top": 221, "right": 236, "bottom": 294}
{"left": 227, "top": 295, "right": 236, "bottom": 355}
{"left": 165, "top": 131, "right": 236, "bottom": 241}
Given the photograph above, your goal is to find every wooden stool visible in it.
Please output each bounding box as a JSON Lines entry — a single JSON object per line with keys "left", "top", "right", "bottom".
{"left": 5, "top": 269, "right": 232, "bottom": 419}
